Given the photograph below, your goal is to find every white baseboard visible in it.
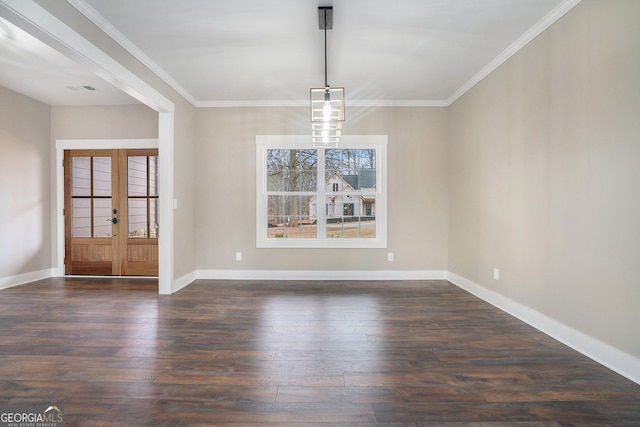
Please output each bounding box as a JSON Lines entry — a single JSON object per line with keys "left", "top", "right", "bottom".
{"left": 0, "top": 269, "right": 54, "bottom": 290}
{"left": 447, "top": 271, "right": 640, "bottom": 386}
{"left": 172, "top": 270, "right": 197, "bottom": 293}
{"left": 196, "top": 269, "right": 447, "bottom": 281}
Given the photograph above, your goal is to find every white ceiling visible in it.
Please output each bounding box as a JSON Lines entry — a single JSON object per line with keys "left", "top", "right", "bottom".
{"left": 0, "top": 16, "right": 137, "bottom": 105}
{"left": 1, "top": 0, "right": 580, "bottom": 107}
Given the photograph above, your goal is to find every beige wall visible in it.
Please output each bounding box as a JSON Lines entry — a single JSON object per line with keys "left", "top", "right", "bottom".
{"left": 50, "top": 105, "right": 158, "bottom": 139}
{"left": 0, "top": 86, "right": 51, "bottom": 278}
{"left": 195, "top": 106, "right": 449, "bottom": 271}
{"left": 172, "top": 101, "right": 198, "bottom": 279}
{"left": 449, "top": 0, "right": 640, "bottom": 357}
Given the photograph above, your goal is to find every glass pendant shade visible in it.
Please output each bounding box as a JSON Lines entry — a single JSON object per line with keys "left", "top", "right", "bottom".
{"left": 311, "top": 86, "right": 344, "bottom": 146}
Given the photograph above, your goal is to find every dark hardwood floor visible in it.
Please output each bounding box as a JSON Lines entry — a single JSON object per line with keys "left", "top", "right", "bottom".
{"left": 0, "top": 278, "right": 639, "bottom": 426}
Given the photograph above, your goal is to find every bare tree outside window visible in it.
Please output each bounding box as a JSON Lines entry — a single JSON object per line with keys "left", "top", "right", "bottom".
{"left": 267, "top": 149, "right": 317, "bottom": 237}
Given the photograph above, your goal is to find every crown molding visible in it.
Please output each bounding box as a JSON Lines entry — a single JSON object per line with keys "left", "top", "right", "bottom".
{"left": 446, "top": 0, "right": 582, "bottom": 106}
{"left": 195, "top": 100, "right": 308, "bottom": 108}
{"left": 347, "top": 99, "right": 449, "bottom": 108}
{"left": 195, "top": 99, "right": 449, "bottom": 108}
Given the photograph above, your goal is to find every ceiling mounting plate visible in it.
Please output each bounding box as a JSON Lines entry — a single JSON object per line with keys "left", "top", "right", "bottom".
{"left": 318, "top": 6, "right": 333, "bottom": 30}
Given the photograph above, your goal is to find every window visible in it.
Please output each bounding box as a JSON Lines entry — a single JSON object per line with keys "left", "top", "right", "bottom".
{"left": 127, "top": 155, "right": 159, "bottom": 238}
{"left": 257, "top": 135, "right": 387, "bottom": 248}
{"left": 71, "top": 156, "right": 113, "bottom": 238}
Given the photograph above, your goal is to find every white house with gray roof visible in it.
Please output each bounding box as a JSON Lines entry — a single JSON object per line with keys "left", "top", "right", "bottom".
{"left": 310, "top": 171, "right": 377, "bottom": 220}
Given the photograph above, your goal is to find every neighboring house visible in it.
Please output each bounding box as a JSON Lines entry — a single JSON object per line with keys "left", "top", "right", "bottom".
{"left": 310, "top": 170, "right": 376, "bottom": 221}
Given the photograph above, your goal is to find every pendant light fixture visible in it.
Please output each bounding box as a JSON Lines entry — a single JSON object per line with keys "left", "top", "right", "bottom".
{"left": 311, "top": 6, "right": 345, "bottom": 147}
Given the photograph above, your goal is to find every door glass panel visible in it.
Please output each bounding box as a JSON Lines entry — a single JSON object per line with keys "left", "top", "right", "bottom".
{"left": 72, "top": 157, "right": 91, "bottom": 197}
{"left": 149, "top": 198, "right": 159, "bottom": 238}
{"left": 72, "top": 198, "right": 91, "bottom": 237}
{"left": 129, "top": 199, "right": 147, "bottom": 238}
{"left": 127, "top": 155, "right": 159, "bottom": 240}
{"left": 72, "top": 155, "right": 114, "bottom": 238}
{"left": 149, "top": 156, "right": 158, "bottom": 196}
{"left": 93, "top": 198, "right": 113, "bottom": 237}
{"left": 93, "top": 157, "right": 112, "bottom": 197}
{"left": 128, "top": 156, "right": 147, "bottom": 196}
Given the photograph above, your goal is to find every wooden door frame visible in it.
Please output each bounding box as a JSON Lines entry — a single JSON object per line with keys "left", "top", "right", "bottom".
{"left": 54, "top": 139, "right": 161, "bottom": 280}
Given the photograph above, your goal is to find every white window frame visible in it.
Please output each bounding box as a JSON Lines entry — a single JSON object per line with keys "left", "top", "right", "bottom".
{"left": 256, "top": 135, "right": 387, "bottom": 248}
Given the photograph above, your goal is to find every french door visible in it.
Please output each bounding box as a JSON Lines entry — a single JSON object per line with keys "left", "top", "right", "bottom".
{"left": 64, "top": 149, "right": 159, "bottom": 276}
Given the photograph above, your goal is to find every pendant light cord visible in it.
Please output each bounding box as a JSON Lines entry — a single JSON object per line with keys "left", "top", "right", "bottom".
{"left": 324, "top": 9, "right": 328, "bottom": 88}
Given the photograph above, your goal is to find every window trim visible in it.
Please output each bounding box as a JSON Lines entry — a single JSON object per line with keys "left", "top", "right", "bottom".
{"left": 256, "top": 135, "right": 387, "bottom": 248}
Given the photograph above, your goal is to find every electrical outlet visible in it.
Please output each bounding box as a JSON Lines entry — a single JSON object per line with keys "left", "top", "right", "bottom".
{"left": 388, "top": 252, "right": 394, "bottom": 262}
{"left": 235, "top": 252, "right": 242, "bottom": 261}
{"left": 493, "top": 268, "right": 500, "bottom": 280}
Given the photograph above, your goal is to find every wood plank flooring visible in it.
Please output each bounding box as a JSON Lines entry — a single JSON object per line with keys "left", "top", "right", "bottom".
{"left": 1, "top": 278, "right": 639, "bottom": 426}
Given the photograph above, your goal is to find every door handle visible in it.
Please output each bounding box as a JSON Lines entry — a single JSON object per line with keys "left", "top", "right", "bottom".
{"left": 107, "top": 218, "right": 118, "bottom": 224}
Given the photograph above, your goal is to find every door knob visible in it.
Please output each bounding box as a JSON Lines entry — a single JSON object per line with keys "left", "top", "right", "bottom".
{"left": 107, "top": 218, "right": 118, "bottom": 224}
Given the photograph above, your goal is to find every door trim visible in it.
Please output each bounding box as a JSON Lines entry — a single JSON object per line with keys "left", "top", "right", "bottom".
{"left": 54, "top": 139, "right": 158, "bottom": 279}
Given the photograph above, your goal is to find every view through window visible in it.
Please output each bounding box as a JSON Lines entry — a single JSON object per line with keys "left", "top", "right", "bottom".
{"left": 256, "top": 135, "right": 387, "bottom": 248}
